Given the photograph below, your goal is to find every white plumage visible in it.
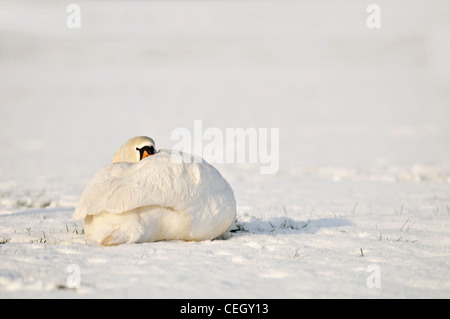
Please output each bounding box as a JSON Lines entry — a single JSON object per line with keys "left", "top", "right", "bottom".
{"left": 74, "top": 137, "right": 236, "bottom": 246}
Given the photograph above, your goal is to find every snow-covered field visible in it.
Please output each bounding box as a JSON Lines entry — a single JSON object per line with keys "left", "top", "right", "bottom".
{"left": 1, "top": 0, "right": 449, "bottom": 298}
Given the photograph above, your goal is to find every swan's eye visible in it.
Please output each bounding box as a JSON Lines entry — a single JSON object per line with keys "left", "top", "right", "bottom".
{"left": 136, "top": 146, "right": 155, "bottom": 160}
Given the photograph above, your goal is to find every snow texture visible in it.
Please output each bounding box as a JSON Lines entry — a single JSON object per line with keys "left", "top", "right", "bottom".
{"left": 1, "top": 0, "right": 449, "bottom": 298}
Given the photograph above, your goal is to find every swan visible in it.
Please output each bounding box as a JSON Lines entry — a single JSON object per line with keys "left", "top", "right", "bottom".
{"left": 74, "top": 136, "right": 236, "bottom": 246}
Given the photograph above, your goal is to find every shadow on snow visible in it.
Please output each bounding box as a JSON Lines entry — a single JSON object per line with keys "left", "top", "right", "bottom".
{"left": 230, "top": 215, "right": 352, "bottom": 236}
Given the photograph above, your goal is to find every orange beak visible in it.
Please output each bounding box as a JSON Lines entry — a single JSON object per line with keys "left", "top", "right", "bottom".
{"left": 142, "top": 150, "right": 150, "bottom": 159}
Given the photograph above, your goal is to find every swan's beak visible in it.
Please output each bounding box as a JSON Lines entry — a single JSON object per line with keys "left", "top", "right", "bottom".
{"left": 137, "top": 145, "right": 156, "bottom": 160}
{"left": 142, "top": 150, "right": 150, "bottom": 159}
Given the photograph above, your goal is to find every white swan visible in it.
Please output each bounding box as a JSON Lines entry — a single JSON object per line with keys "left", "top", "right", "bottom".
{"left": 74, "top": 136, "right": 236, "bottom": 246}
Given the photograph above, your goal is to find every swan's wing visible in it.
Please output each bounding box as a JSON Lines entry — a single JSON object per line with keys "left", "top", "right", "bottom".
{"left": 73, "top": 150, "right": 230, "bottom": 220}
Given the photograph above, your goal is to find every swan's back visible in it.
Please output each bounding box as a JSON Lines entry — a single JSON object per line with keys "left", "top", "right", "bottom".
{"left": 74, "top": 150, "right": 236, "bottom": 245}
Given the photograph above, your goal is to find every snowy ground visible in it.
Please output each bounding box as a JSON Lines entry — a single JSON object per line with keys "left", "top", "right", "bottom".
{"left": 1, "top": 0, "right": 449, "bottom": 298}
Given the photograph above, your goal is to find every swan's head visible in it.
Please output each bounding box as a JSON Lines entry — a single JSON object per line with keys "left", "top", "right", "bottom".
{"left": 112, "top": 136, "right": 156, "bottom": 163}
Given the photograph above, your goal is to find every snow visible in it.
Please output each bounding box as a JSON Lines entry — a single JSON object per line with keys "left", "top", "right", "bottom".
{"left": 1, "top": 0, "right": 450, "bottom": 298}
